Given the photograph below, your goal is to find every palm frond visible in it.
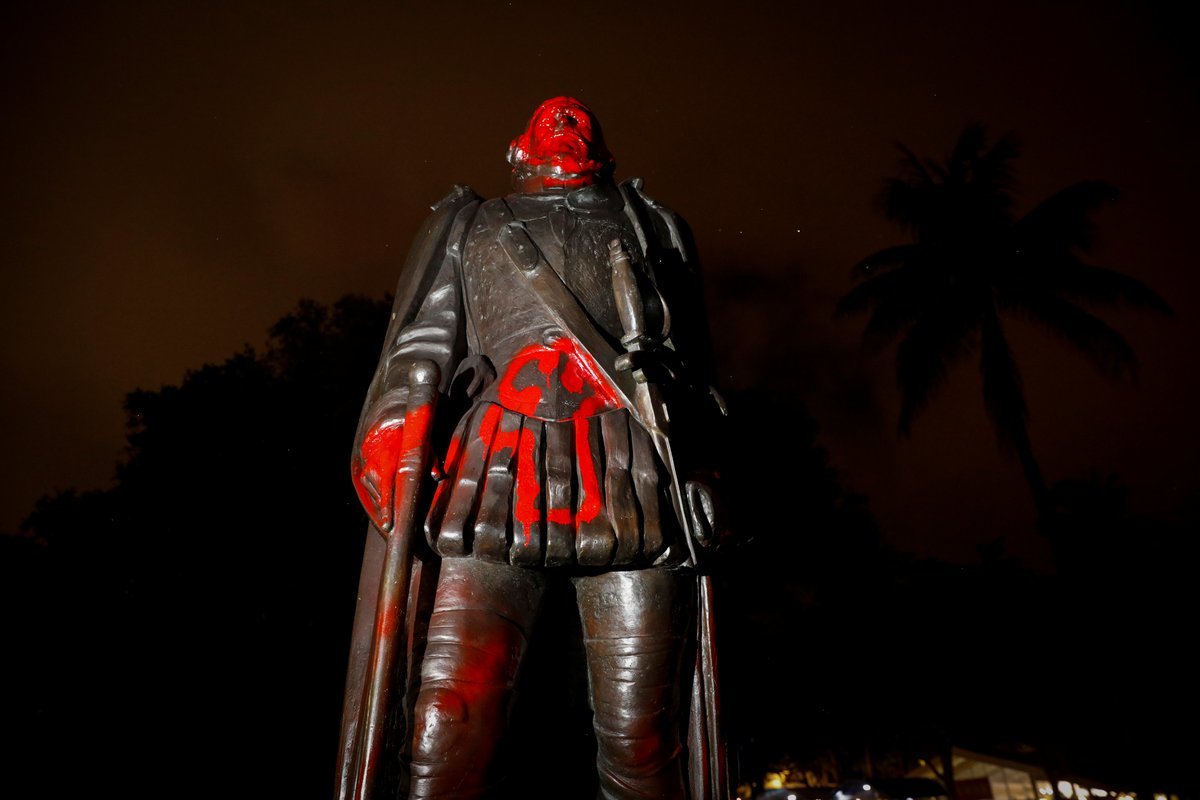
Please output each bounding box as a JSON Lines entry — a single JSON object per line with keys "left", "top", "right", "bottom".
{"left": 1002, "top": 293, "right": 1138, "bottom": 381}
{"left": 968, "top": 132, "right": 1020, "bottom": 225}
{"left": 979, "top": 310, "right": 1030, "bottom": 453}
{"left": 850, "top": 244, "right": 923, "bottom": 278}
{"left": 949, "top": 125, "right": 989, "bottom": 179}
{"left": 836, "top": 262, "right": 928, "bottom": 316}
{"left": 895, "top": 143, "right": 937, "bottom": 187}
{"left": 882, "top": 144, "right": 940, "bottom": 231}
{"left": 862, "top": 301, "right": 922, "bottom": 353}
{"left": 974, "top": 131, "right": 1020, "bottom": 191}
{"left": 895, "top": 308, "right": 978, "bottom": 434}
{"left": 1040, "top": 256, "right": 1173, "bottom": 314}
{"left": 881, "top": 178, "right": 930, "bottom": 229}
{"left": 1015, "top": 180, "right": 1119, "bottom": 254}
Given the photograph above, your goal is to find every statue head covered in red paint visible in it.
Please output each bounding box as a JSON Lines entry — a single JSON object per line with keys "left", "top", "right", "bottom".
{"left": 507, "top": 96, "right": 616, "bottom": 193}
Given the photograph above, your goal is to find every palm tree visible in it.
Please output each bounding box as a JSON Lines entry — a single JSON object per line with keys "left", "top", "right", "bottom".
{"left": 838, "top": 126, "right": 1171, "bottom": 516}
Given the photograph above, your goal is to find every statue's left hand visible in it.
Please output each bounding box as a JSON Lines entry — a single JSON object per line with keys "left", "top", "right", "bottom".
{"left": 685, "top": 479, "right": 724, "bottom": 552}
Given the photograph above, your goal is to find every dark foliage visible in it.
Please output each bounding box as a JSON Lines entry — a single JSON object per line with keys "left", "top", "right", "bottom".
{"left": 14, "top": 295, "right": 391, "bottom": 800}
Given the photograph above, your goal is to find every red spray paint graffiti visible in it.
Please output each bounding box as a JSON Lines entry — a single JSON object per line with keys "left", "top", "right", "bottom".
{"left": 489, "top": 337, "right": 620, "bottom": 542}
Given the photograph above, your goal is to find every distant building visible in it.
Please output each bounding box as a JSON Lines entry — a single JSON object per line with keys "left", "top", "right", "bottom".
{"left": 745, "top": 747, "right": 1181, "bottom": 800}
{"left": 906, "top": 748, "right": 1178, "bottom": 800}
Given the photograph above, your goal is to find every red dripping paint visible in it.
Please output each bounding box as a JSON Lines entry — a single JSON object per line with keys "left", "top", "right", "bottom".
{"left": 514, "top": 427, "right": 539, "bottom": 545}
{"left": 573, "top": 416, "right": 601, "bottom": 523}
{"left": 477, "top": 336, "right": 623, "bottom": 542}
{"left": 477, "top": 404, "right": 506, "bottom": 457}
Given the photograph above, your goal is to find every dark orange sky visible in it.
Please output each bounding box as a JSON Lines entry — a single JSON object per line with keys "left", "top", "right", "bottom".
{"left": 3, "top": 1, "right": 1197, "bottom": 566}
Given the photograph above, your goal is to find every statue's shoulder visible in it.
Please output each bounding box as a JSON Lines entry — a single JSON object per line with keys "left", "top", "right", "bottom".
{"left": 620, "top": 176, "right": 669, "bottom": 211}
{"left": 405, "top": 185, "right": 482, "bottom": 253}
{"left": 619, "top": 177, "right": 697, "bottom": 265}
{"left": 430, "top": 184, "right": 482, "bottom": 212}
{"left": 474, "top": 195, "right": 514, "bottom": 223}
{"left": 416, "top": 185, "right": 485, "bottom": 262}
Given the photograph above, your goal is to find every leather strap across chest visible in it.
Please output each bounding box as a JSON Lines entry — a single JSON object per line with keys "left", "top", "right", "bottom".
{"left": 490, "top": 200, "right": 642, "bottom": 420}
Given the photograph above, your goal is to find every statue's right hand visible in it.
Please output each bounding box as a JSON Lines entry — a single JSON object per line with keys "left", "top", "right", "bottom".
{"left": 352, "top": 403, "right": 407, "bottom": 533}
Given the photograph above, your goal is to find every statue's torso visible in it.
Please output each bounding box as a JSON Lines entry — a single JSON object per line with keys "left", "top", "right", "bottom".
{"left": 463, "top": 185, "right": 663, "bottom": 422}
{"left": 424, "top": 183, "right": 677, "bottom": 568}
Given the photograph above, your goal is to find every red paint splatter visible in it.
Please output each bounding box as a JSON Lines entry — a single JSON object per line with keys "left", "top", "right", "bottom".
{"left": 402, "top": 403, "right": 433, "bottom": 451}
{"left": 478, "top": 405, "right": 507, "bottom": 449}
{"left": 514, "top": 427, "right": 539, "bottom": 545}
{"left": 573, "top": 416, "right": 601, "bottom": 524}
{"left": 472, "top": 337, "right": 623, "bottom": 544}
{"left": 495, "top": 337, "right": 620, "bottom": 420}
{"left": 354, "top": 402, "right": 438, "bottom": 531}
{"left": 507, "top": 97, "right": 614, "bottom": 191}
{"left": 353, "top": 419, "right": 404, "bottom": 530}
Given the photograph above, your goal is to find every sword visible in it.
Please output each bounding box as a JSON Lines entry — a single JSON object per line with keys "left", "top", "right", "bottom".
{"left": 608, "top": 239, "right": 700, "bottom": 568}
{"left": 348, "top": 359, "right": 440, "bottom": 800}
{"left": 609, "top": 240, "right": 727, "bottom": 798}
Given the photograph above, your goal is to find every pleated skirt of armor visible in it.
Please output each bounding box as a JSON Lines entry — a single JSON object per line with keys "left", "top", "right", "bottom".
{"left": 424, "top": 401, "right": 676, "bottom": 568}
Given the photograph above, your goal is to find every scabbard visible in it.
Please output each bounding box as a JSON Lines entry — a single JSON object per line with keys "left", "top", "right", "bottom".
{"left": 688, "top": 573, "right": 727, "bottom": 800}
{"left": 335, "top": 527, "right": 385, "bottom": 800}
{"left": 340, "top": 362, "right": 441, "bottom": 800}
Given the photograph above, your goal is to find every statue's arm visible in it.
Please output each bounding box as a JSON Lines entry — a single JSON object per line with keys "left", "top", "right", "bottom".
{"left": 352, "top": 190, "right": 479, "bottom": 531}
{"left": 622, "top": 180, "right": 720, "bottom": 398}
{"left": 654, "top": 205, "right": 721, "bottom": 396}
{"left": 637, "top": 188, "right": 732, "bottom": 550}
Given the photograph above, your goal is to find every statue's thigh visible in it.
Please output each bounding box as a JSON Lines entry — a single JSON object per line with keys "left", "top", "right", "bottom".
{"left": 573, "top": 569, "right": 693, "bottom": 793}
{"left": 409, "top": 558, "right": 546, "bottom": 797}
{"left": 420, "top": 556, "right": 546, "bottom": 686}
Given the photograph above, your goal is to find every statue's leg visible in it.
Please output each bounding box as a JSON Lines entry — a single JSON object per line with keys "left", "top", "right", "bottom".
{"left": 409, "top": 557, "right": 545, "bottom": 799}
{"left": 574, "top": 568, "right": 694, "bottom": 800}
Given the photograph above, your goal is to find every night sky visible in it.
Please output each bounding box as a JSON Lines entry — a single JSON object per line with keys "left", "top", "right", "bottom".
{"left": 3, "top": 0, "right": 1198, "bottom": 569}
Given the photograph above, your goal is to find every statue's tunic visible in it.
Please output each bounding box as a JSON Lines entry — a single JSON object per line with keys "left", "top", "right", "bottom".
{"left": 386, "top": 182, "right": 683, "bottom": 568}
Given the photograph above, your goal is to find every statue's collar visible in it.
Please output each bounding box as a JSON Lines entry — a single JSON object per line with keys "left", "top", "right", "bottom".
{"left": 565, "top": 181, "right": 623, "bottom": 212}
{"left": 510, "top": 181, "right": 624, "bottom": 213}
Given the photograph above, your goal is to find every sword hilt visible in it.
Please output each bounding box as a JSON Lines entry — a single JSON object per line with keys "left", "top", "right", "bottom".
{"left": 609, "top": 239, "right": 656, "bottom": 353}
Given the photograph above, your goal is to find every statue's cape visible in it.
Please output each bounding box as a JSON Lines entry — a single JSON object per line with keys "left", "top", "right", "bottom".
{"left": 337, "top": 185, "right": 480, "bottom": 800}
{"left": 352, "top": 185, "right": 483, "bottom": 450}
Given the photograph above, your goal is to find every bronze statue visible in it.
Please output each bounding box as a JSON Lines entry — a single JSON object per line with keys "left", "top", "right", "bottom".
{"left": 336, "top": 97, "right": 728, "bottom": 800}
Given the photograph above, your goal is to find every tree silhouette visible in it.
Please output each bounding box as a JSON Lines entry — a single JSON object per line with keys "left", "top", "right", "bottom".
{"left": 838, "top": 126, "right": 1171, "bottom": 514}
{"left": 16, "top": 295, "right": 393, "bottom": 800}
{"left": 10, "top": 293, "right": 900, "bottom": 798}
